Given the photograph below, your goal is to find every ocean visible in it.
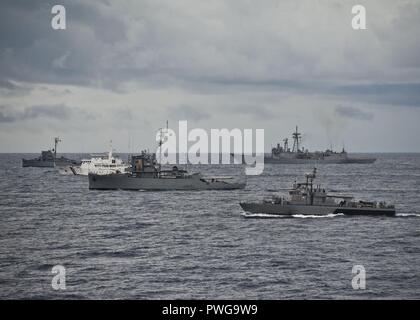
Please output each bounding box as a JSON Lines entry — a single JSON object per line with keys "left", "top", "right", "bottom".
{"left": 0, "top": 153, "right": 419, "bottom": 299}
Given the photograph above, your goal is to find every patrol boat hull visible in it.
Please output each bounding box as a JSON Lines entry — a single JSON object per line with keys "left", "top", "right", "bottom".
{"left": 240, "top": 203, "right": 396, "bottom": 216}
{"left": 22, "top": 157, "right": 80, "bottom": 168}
{"left": 22, "top": 137, "right": 80, "bottom": 168}
{"left": 89, "top": 173, "right": 246, "bottom": 191}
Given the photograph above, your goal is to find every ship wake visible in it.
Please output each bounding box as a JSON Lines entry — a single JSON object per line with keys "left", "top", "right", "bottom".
{"left": 395, "top": 213, "right": 420, "bottom": 217}
{"left": 291, "top": 213, "right": 344, "bottom": 218}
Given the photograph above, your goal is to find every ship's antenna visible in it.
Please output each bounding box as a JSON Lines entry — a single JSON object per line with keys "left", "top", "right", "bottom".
{"left": 127, "top": 134, "right": 131, "bottom": 162}
{"left": 185, "top": 151, "right": 188, "bottom": 172}
{"left": 158, "top": 127, "right": 163, "bottom": 167}
{"left": 109, "top": 140, "right": 113, "bottom": 160}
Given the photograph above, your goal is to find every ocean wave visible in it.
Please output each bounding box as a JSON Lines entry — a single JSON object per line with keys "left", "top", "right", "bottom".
{"left": 396, "top": 213, "right": 420, "bottom": 217}
{"left": 291, "top": 213, "right": 344, "bottom": 219}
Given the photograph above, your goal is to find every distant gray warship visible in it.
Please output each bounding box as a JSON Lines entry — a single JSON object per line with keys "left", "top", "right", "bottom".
{"left": 265, "top": 126, "right": 376, "bottom": 164}
{"left": 89, "top": 151, "right": 246, "bottom": 191}
{"left": 240, "top": 168, "right": 395, "bottom": 216}
{"left": 22, "top": 137, "right": 80, "bottom": 168}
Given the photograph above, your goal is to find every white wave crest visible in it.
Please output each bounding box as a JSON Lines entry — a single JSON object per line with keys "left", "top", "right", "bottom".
{"left": 396, "top": 213, "right": 420, "bottom": 217}
{"left": 291, "top": 213, "right": 344, "bottom": 219}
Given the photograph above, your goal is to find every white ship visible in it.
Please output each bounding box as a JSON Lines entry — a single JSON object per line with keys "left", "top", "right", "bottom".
{"left": 69, "top": 144, "right": 129, "bottom": 176}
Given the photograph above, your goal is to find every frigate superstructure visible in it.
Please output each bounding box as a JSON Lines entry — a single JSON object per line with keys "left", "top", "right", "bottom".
{"left": 240, "top": 168, "right": 395, "bottom": 216}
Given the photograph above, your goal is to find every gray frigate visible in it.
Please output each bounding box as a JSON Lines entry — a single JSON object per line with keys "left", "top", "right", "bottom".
{"left": 264, "top": 126, "right": 376, "bottom": 164}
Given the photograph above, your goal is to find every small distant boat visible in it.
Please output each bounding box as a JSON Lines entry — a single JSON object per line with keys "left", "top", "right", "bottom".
{"left": 69, "top": 143, "right": 129, "bottom": 176}
{"left": 240, "top": 168, "right": 395, "bottom": 216}
{"left": 22, "top": 137, "right": 80, "bottom": 168}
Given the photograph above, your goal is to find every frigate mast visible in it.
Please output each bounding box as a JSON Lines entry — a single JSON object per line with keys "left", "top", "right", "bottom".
{"left": 291, "top": 126, "right": 301, "bottom": 153}
{"left": 283, "top": 138, "right": 289, "bottom": 151}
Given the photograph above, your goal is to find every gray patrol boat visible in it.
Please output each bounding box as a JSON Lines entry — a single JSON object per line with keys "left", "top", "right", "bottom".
{"left": 22, "top": 137, "right": 80, "bottom": 168}
{"left": 265, "top": 126, "right": 376, "bottom": 164}
{"left": 240, "top": 168, "right": 395, "bottom": 216}
{"left": 89, "top": 151, "right": 246, "bottom": 191}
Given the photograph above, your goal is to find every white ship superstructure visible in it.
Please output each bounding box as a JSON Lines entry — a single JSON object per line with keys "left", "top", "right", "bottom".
{"left": 70, "top": 144, "right": 129, "bottom": 176}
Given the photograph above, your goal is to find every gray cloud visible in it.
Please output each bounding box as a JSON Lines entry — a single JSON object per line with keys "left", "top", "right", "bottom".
{"left": 331, "top": 83, "right": 420, "bottom": 107}
{"left": 0, "top": 79, "right": 32, "bottom": 96}
{"left": 168, "top": 105, "right": 210, "bottom": 122}
{"left": 0, "top": 79, "right": 18, "bottom": 90}
{"left": 0, "top": 0, "right": 419, "bottom": 107}
{"left": 228, "top": 104, "right": 276, "bottom": 119}
{"left": 0, "top": 104, "right": 94, "bottom": 123}
{"left": 0, "top": 0, "right": 127, "bottom": 87}
{"left": 1, "top": 1, "right": 420, "bottom": 152}
{"left": 334, "top": 105, "right": 374, "bottom": 121}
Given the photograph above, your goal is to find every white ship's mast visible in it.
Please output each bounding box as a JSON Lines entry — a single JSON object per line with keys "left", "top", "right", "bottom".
{"left": 108, "top": 140, "right": 113, "bottom": 160}
{"left": 54, "top": 137, "right": 61, "bottom": 159}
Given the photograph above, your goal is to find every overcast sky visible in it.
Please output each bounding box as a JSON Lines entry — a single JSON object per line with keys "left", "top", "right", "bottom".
{"left": 1, "top": 0, "right": 420, "bottom": 153}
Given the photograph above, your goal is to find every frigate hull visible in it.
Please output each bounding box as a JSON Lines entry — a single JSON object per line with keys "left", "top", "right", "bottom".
{"left": 89, "top": 174, "right": 246, "bottom": 191}
{"left": 240, "top": 203, "right": 395, "bottom": 216}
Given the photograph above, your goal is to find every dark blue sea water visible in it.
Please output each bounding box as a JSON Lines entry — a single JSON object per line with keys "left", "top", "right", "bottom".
{"left": 0, "top": 153, "right": 419, "bottom": 299}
